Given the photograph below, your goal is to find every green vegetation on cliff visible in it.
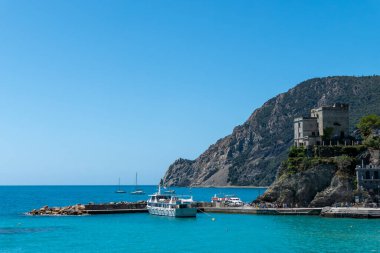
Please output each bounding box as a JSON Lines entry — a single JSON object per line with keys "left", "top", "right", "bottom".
{"left": 358, "top": 114, "right": 380, "bottom": 149}
{"left": 279, "top": 146, "right": 365, "bottom": 177}
{"left": 357, "top": 114, "right": 380, "bottom": 138}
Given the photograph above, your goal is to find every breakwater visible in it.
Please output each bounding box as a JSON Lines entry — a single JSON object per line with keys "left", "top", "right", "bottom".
{"left": 28, "top": 201, "right": 322, "bottom": 216}
{"left": 85, "top": 201, "right": 147, "bottom": 214}
{"left": 28, "top": 202, "right": 380, "bottom": 218}
{"left": 28, "top": 201, "right": 147, "bottom": 216}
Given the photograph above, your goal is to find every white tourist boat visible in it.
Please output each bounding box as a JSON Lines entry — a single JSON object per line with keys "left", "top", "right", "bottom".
{"left": 147, "top": 186, "right": 197, "bottom": 217}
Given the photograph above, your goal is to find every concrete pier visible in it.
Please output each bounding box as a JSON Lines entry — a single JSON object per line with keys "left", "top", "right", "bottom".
{"left": 320, "top": 207, "right": 380, "bottom": 218}
{"left": 200, "top": 206, "right": 322, "bottom": 216}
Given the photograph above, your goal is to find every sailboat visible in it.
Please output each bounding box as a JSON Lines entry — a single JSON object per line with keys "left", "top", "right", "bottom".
{"left": 115, "top": 178, "right": 126, "bottom": 193}
{"left": 130, "top": 172, "right": 145, "bottom": 195}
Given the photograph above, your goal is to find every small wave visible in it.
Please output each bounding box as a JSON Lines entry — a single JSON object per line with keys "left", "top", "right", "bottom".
{"left": 0, "top": 226, "right": 66, "bottom": 235}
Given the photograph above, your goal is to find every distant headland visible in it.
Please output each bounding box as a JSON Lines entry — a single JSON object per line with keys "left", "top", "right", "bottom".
{"left": 162, "top": 75, "right": 380, "bottom": 187}
{"left": 161, "top": 75, "right": 380, "bottom": 207}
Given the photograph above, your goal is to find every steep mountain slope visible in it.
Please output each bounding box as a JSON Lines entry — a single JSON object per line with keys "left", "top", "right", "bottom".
{"left": 162, "top": 76, "right": 380, "bottom": 187}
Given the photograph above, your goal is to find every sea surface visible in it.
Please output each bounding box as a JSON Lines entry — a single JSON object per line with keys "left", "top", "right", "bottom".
{"left": 0, "top": 186, "right": 379, "bottom": 253}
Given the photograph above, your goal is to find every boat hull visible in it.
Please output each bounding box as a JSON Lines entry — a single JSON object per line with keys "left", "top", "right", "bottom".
{"left": 147, "top": 206, "right": 197, "bottom": 217}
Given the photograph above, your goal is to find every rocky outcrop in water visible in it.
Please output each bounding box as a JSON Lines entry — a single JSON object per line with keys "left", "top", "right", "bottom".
{"left": 163, "top": 76, "right": 380, "bottom": 187}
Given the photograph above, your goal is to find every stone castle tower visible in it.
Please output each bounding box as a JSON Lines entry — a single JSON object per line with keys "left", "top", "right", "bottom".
{"left": 294, "top": 103, "right": 349, "bottom": 147}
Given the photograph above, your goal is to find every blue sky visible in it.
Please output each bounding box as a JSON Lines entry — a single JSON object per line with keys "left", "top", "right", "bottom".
{"left": 0, "top": 1, "right": 379, "bottom": 185}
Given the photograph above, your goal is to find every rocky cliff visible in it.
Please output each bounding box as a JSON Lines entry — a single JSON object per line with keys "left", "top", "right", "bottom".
{"left": 256, "top": 121, "right": 380, "bottom": 207}
{"left": 162, "top": 76, "right": 380, "bottom": 187}
{"left": 257, "top": 148, "right": 361, "bottom": 207}
{"left": 259, "top": 163, "right": 338, "bottom": 206}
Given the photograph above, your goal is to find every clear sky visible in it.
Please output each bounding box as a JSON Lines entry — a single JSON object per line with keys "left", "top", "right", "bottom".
{"left": 0, "top": 0, "right": 379, "bottom": 185}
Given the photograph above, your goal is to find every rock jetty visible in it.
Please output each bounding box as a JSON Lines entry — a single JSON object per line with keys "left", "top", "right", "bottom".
{"left": 28, "top": 204, "right": 86, "bottom": 216}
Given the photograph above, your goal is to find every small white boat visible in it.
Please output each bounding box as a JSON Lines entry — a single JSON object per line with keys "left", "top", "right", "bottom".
{"left": 225, "top": 197, "right": 244, "bottom": 207}
{"left": 131, "top": 190, "right": 145, "bottom": 195}
{"left": 211, "top": 194, "right": 244, "bottom": 207}
{"left": 147, "top": 186, "right": 197, "bottom": 218}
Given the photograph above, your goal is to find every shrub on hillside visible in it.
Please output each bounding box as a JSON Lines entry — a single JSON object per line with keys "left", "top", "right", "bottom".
{"left": 357, "top": 114, "right": 380, "bottom": 138}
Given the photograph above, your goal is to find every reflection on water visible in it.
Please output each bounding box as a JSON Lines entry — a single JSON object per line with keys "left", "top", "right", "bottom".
{"left": 0, "top": 226, "right": 67, "bottom": 235}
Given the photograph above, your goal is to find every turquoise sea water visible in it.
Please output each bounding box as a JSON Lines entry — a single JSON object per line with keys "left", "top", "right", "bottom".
{"left": 1, "top": 186, "right": 379, "bottom": 253}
